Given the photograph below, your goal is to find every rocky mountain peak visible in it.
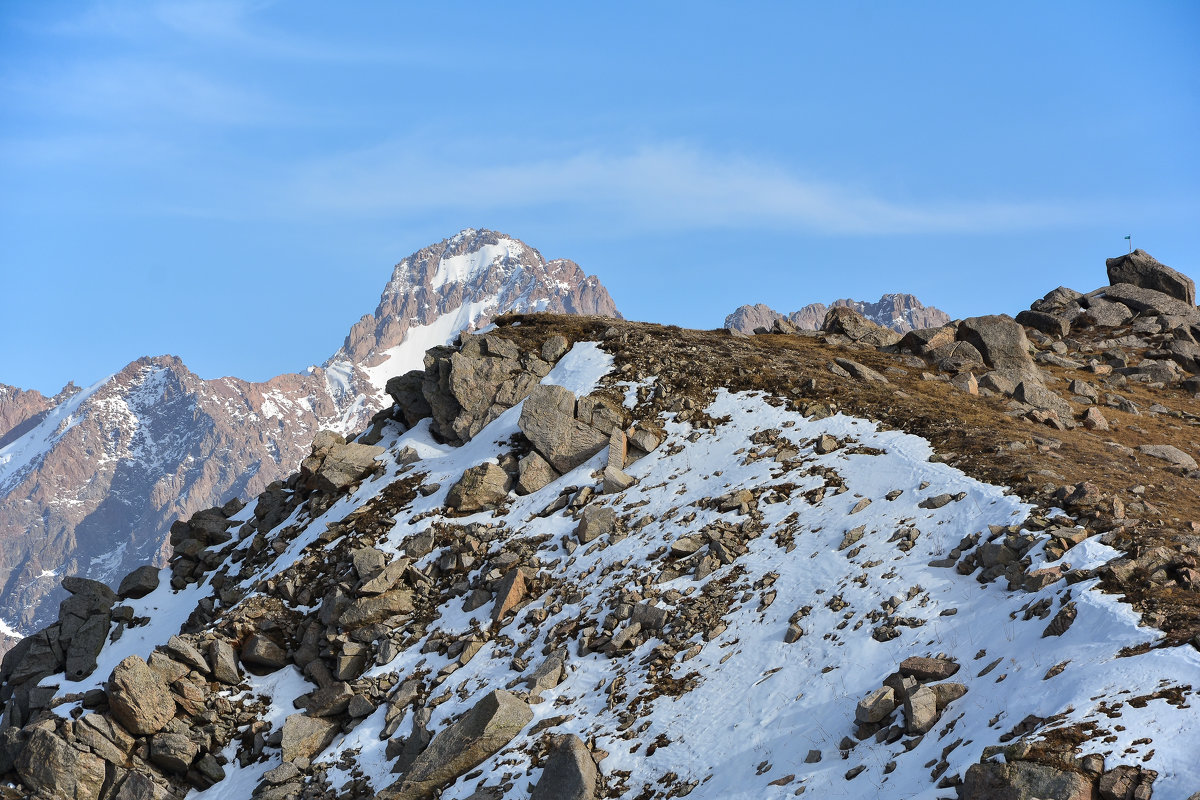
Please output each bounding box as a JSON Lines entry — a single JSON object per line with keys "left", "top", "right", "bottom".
{"left": 0, "top": 231, "right": 621, "bottom": 649}
{"left": 726, "top": 293, "right": 951, "bottom": 336}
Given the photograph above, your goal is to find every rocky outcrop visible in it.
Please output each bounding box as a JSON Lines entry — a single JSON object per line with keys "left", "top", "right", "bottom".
{"left": 1107, "top": 249, "right": 1195, "bottom": 305}
{"left": 726, "top": 293, "right": 951, "bottom": 335}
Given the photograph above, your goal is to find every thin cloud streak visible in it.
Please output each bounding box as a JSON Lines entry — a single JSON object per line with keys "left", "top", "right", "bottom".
{"left": 286, "top": 142, "right": 1081, "bottom": 236}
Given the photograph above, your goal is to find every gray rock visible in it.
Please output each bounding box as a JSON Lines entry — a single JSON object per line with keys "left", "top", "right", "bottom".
{"left": 1015, "top": 309, "right": 1071, "bottom": 338}
{"left": 855, "top": 686, "right": 896, "bottom": 723}
{"left": 190, "top": 753, "right": 226, "bottom": 788}
{"left": 386, "top": 690, "right": 533, "bottom": 799}
{"left": 631, "top": 602, "right": 668, "bottom": 631}
{"left": 339, "top": 588, "right": 415, "bottom": 629}
{"left": 834, "top": 357, "right": 889, "bottom": 384}
{"left": 1015, "top": 381, "right": 1073, "bottom": 420}
{"left": 1031, "top": 286, "right": 1084, "bottom": 313}
{"left": 518, "top": 385, "right": 609, "bottom": 473}
{"left": 1080, "top": 298, "right": 1133, "bottom": 327}
{"left": 386, "top": 370, "right": 434, "bottom": 428}
{"left": 525, "top": 650, "right": 567, "bottom": 695}
{"left": 107, "top": 654, "right": 176, "bottom": 736}
{"left": 75, "top": 712, "right": 135, "bottom": 765}
{"left": 926, "top": 340, "right": 985, "bottom": 368}
{"left": 313, "top": 443, "right": 385, "bottom": 492}
{"left": 576, "top": 506, "right": 616, "bottom": 544}
{"left": 602, "top": 466, "right": 635, "bottom": 494}
{"left": 348, "top": 694, "right": 376, "bottom": 718}
{"left": 903, "top": 685, "right": 938, "bottom": 734}
{"left": 61, "top": 576, "right": 117, "bottom": 605}
{"left": 1107, "top": 249, "right": 1195, "bottom": 305}
{"left": 1100, "top": 283, "right": 1199, "bottom": 319}
{"left": 163, "top": 635, "right": 210, "bottom": 674}
{"left": 149, "top": 732, "right": 199, "bottom": 773}
{"left": 898, "top": 325, "right": 957, "bottom": 355}
{"left": 359, "top": 558, "right": 410, "bottom": 596}
{"left": 209, "top": 639, "right": 241, "bottom": 685}
{"left": 821, "top": 306, "right": 902, "bottom": 346}
{"left": 113, "top": 771, "right": 169, "bottom": 800}
{"left": 516, "top": 451, "right": 559, "bottom": 495}
{"left": 240, "top": 635, "right": 289, "bottom": 671}
{"left": 16, "top": 727, "right": 107, "bottom": 800}
{"left": 281, "top": 713, "right": 339, "bottom": 762}
{"left": 957, "top": 315, "right": 1037, "bottom": 375}
{"left": 64, "top": 611, "right": 111, "bottom": 681}
{"left": 899, "top": 656, "right": 960, "bottom": 680}
{"left": 117, "top": 565, "right": 161, "bottom": 599}
{"left": 530, "top": 734, "right": 599, "bottom": 800}
{"left": 961, "top": 760, "right": 1095, "bottom": 800}
{"left": 305, "top": 681, "right": 355, "bottom": 717}
{"left": 930, "top": 681, "right": 968, "bottom": 710}
{"left": 446, "top": 463, "right": 512, "bottom": 512}
{"left": 541, "top": 335, "right": 570, "bottom": 363}
{"left": 1138, "top": 443, "right": 1197, "bottom": 469}
{"left": 0, "top": 725, "right": 23, "bottom": 775}
{"left": 352, "top": 547, "right": 388, "bottom": 581}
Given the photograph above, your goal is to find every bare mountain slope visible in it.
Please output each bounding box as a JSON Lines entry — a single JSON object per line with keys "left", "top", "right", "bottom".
{"left": 0, "top": 230, "right": 619, "bottom": 650}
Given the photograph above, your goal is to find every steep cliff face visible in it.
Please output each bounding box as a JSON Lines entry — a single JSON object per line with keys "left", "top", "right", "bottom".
{"left": 726, "top": 293, "right": 951, "bottom": 335}
{"left": 0, "top": 230, "right": 620, "bottom": 648}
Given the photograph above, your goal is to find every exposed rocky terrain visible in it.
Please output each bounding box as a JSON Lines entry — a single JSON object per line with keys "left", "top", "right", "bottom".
{"left": 0, "top": 230, "right": 619, "bottom": 652}
{"left": 2, "top": 248, "right": 1198, "bottom": 799}
{"left": 726, "top": 293, "right": 951, "bottom": 336}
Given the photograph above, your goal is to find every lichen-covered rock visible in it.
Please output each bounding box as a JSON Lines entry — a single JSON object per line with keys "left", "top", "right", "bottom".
{"left": 961, "top": 760, "right": 1094, "bottom": 800}
{"left": 446, "top": 463, "right": 512, "bottom": 512}
{"left": 107, "top": 654, "right": 176, "bottom": 736}
{"left": 384, "top": 690, "right": 533, "bottom": 799}
{"left": 16, "top": 727, "right": 107, "bottom": 800}
{"left": 518, "top": 384, "right": 609, "bottom": 473}
{"left": 530, "top": 733, "right": 599, "bottom": 800}
{"left": 281, "top": 714, "right": 339, "bottom": 763}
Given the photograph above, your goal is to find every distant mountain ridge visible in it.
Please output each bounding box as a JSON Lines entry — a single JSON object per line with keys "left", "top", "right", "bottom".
{"left": 0, "top": 229, "right": 620, "bottom": 651}
{"left": 725, "top": 293, "right": 951, "bottom": 335}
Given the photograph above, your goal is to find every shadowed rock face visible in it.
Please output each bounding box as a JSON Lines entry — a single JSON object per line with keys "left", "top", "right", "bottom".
{"left": 725, "top": 293, "right": 950, "bottom": 335}
{"left": 0, "top": 229, "right": 620, "bottom": 651}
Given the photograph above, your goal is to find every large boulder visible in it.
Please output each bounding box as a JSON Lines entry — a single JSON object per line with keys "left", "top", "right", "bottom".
{"left": 281, "top": 714, "right": 339, "bottom": 763}
{"left": 1106, "top": 249, "right": 1195, "bottom": 305}
{"left": 118, "top": 565, "right": 161, "bottom": 599}
{"left": 1099, "top": 283, "right": 1199, "bottom": 319}
{"left": 961, "top": 760, "right": 1095, "bottom": 800}
{"left": 313, "top": 442, "right": 384, "bottom": 492}
{"left": 821, "top": 306, "right": 902, "bottom": 346}
{"left": 107, "top": 655, "right": 176, "bottom": 736}
{"left": 386, "top": 370, "right": 434, "bottom": 427}
{"left": 518, "top": 385, "right": 609, "bottom": 474}
{"left": 16, "top": 727, "right": 108, "bottom": 800}
{"left": 530, "top": 734, "right": 599, "bottom": 800}
{"left": 446, "top": 463, "right": 512, "bottom": 512}
{"left": 957, "top": 316, "right": 1037, "bottom": 377}
{"left": 386, "top": 689, "right": 533, "bottom": 799}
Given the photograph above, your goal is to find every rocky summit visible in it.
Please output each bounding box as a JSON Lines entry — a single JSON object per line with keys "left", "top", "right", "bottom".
{"left": 726, "top": 293, "right": 951, "bottom": 336}
{"left": 0, "top": 230, "right": 619, "bottom": 654}
{"left": 2, "top": 248, "right": 1200, "bottom": 800}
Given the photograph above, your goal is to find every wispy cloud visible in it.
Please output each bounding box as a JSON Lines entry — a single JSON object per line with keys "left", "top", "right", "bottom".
{"left": 284, "top": 141, "right": 1080, "bottom": 236}
{"left": 41, "top": 0, "right": 409, "bottom": 64}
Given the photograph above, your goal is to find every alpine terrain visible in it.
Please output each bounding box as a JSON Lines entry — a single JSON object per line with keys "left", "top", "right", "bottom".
{"left": 726, "top": 294, "right": 952, "bottom": 337}
{"left": 2, "top": 248, "right": 1199, "bottom": 800}
{"left": 0, "top": 229, "right": 620, "bottom": 654}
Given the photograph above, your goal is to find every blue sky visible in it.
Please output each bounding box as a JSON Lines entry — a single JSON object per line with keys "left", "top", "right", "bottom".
{"left": 2, "top": 1, "right": 1197, "bottom": 394}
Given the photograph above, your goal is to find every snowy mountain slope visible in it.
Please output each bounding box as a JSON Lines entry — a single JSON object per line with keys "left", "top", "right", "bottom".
{"left": 3, "top": 301, "right": 1196, "bottom": 800}
{"left": 0, "top": 230, "right": 620, "bottom": 651}
{"left": 726, "top": 293, "right": 951, "bottom": 335}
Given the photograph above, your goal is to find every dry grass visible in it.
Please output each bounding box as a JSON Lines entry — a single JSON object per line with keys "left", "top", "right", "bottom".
{"left": 491, "top": 312, "right": 1200, "bottom": 645}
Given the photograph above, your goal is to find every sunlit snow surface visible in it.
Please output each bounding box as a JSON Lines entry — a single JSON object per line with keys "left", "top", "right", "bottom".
{"left": 28, "top": 343, "right": 1198, "bottom": 799}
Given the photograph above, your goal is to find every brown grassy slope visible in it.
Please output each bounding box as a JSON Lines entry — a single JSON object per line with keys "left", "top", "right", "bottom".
{"left": 493, "top": 312, "right": 1200, "bottom": 646}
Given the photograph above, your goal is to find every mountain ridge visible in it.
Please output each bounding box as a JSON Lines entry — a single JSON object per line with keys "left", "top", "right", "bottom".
{"left": 0, "top": 229, "right": 620, "bottom": 649}
{"left": 726, "top": 293, "right": 951, "bottom": 335}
